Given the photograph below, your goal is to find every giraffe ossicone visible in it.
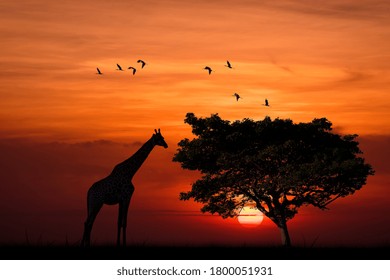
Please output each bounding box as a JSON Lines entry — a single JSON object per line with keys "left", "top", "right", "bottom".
{"left": 81, "top": 129, "right": 168, "bottom": 247}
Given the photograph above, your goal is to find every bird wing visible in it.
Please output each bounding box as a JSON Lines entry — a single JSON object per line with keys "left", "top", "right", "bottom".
{"left": 128, "top": 67, "right": 136, "bottom": 74}
{"left": 137, "top": 60, "right": 146, "bottom": 67}
{"left": 227, "top": 60, "right": 231, "bottom": 67}
{"left": 117, "top": 64, "right": 122, "bottom": 70}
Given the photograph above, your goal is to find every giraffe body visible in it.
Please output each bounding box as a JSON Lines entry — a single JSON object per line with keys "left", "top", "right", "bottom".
{"left": 81, "top": 129, "right": 168, "bottom": 247}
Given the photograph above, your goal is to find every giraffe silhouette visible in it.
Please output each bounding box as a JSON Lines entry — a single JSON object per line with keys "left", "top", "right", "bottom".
{"left": 81, "top": 129, "right": 168, "bottom": 247}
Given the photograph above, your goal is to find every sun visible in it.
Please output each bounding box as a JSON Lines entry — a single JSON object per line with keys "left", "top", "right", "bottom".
{"left": 237, "top": 206, "right": 264, "bottom": 228}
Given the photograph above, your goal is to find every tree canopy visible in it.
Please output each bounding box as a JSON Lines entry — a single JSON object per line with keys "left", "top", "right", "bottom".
{"left": 173, "top": 113, "right": 375, "bottom": 246}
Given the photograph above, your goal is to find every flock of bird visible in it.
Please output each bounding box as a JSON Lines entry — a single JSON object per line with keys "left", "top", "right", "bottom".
{"left": 96, "top": 59, "right": 270, "bottom": 107}
{"left": 96, "top": 59, "right": 146, "bottom": 76}
{"left": 202, "top": 60, "right": 269, "bottom": 107}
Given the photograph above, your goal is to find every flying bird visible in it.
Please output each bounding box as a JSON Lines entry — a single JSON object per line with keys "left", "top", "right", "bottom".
{"left": 225, "top": 60, "right": 233, "bottom": 69}
{"left": 137, "top": 59, "right": 146, "bottom": 68}
{"left": 204, "top": 66, "right": 213, "bottom": 75}
{"left": 116, "top": 64, "right": 124, "bottom": 71}
{"left": 96, "top": 68, "right": 103, "bottom": 75}
{"left": 128, "top": 66, "right": 137, "bottom": 75}
{"left": 233, "top": 93, "right": 241, "bottom": 101}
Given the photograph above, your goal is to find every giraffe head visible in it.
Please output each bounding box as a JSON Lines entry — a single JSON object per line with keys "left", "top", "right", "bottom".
{"left": 153, "top": 128, "right": 168, "bottom": 148}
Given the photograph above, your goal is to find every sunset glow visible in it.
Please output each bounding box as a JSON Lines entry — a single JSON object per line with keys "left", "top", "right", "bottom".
{"left": 0, "top": 0, "right": 389, "bottom": 247}
{"left": 237, "top": 207, "right": 264, "bottom": 228}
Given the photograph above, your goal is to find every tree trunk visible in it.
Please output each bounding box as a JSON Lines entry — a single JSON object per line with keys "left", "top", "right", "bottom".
{"left": 278, "top": 220, "right": 291, "bottom": 247}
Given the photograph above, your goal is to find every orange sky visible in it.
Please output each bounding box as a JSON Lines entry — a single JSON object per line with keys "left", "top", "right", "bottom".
{"left": 0, "top": 0, "right": 389, "bottom": 247}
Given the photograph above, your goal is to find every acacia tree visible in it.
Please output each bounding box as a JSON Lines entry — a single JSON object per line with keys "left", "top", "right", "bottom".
{"left": 173, "top": 113, "right": 374, "bottom": 247}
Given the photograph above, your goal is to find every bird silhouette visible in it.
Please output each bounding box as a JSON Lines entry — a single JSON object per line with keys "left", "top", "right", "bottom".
{"left": 128, "top": 66, "right": 137, "bottom": 75}
{"left": 264, "top": 98, "right": 269, "bottom": 106}
{"left": 96, "top": 68, "right": 103, "bottom": 75}
{"left": 116, "top": 64, "right": 124, "bottom": 71}
{"left": 233, "top": 93, "right": 241, "bottom": 101}
{"left": 204, "top": 66, "right": 213, "bottom": 75}
{"left": 137, "top": 59, "right": 146, "bottom": 68}
{"left": 225, "top": 60, "right": 233, "bottom": 69}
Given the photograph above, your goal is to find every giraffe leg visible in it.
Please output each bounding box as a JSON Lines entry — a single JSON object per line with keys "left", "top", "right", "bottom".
{"left": 116, "top": 198, "right": 131, "bottom": 247}
{"left": 81, "top": 223, "right": 91, "bottom": 247}
{"left": 117, "top": 203, "right": 124, "bottom": 247}
{"left": 121, "top": 198, "right": 131, "bottom": 247}
{"left": 81, "top": 203, "right": 102, "bottom": 247}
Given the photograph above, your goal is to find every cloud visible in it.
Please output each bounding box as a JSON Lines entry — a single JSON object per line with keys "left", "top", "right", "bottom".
{"left": 261, "top": 0, "right": 390, "bottom": 22}
{"left": 0, "top": 137, "right": 195, "bottom": 212}
{"left": 0, "top": 136, "right": 196, "bottom": 242}
{"left": 0, "top": 135, "right": 388, "bottom": 245}
{"left": 357, "top": 135, "right": 390, "bottom": 174}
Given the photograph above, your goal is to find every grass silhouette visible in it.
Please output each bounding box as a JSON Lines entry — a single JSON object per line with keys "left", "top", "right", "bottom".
{"left": 0, "top": 242, "right": 389, "bottom": 260}
{"left": 0, "top": 230, "right": 387, "bottom": 260}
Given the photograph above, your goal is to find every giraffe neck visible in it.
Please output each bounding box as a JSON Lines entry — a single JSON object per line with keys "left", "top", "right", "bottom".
{"left": 112, "top": 136, "right": 155, "bottom": 179}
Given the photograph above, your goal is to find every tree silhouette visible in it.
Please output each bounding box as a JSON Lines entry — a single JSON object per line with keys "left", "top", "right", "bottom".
{"left": 173, "top": 113, "right": 375, "bottom": 247}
